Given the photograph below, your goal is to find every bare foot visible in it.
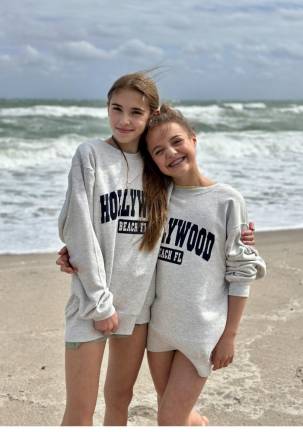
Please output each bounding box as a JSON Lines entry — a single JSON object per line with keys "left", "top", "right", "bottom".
{"left": 188, "top": 409, "right": 209, "bottom": 426}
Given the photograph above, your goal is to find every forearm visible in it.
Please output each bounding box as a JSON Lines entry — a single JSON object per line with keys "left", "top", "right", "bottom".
{"left": 223, "top": 295, "right": 247, "bottom": 337}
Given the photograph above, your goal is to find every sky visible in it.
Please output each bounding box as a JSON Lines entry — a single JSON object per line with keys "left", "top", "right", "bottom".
{"left": 1, "top": 0, "right": 303, "bottom": 100}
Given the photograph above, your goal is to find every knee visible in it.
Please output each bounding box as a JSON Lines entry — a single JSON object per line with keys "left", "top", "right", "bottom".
{"left": 104, "top": 384, "right": 133, "bottom": 409}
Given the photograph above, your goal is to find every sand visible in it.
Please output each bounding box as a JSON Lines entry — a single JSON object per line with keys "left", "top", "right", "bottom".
{"left": 0, "top": 229, "right": 303, "bottom": 426}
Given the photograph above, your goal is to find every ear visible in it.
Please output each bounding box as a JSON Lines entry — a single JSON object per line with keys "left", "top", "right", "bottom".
{"left": 192, "top": 134, "right": 197, "bottom": 146}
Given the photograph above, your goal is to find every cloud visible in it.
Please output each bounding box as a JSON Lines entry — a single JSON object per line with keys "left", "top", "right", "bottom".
{"left": 116, "top": 39, "right": 164, "bottom": 58}
{"left": 57, "top": 41, "right": 111, "bottom": 60}
{"left": 55, "top": 39, "right": 164, "bottom": 64}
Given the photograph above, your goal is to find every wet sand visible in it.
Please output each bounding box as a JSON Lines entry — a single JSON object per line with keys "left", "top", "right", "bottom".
{"left": 0, "top": 229, "right": 303, "bottom": 426}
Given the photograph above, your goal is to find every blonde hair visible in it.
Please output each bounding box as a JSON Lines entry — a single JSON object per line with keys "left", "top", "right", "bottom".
{"left": 140, "top": 103, "right": 195, "bottom": 251}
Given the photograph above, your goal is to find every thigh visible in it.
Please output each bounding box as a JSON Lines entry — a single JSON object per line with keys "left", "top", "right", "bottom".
{"left": 147, "top": 350, "right": 175, "bottom": 396}
{"left": 104, "top": 324, "right": 148, "bottom": 393}
{"left": 160, "top": 350, "right": 207, "bottom": 423}
{"left": 65, "top": 339, "right": 106, "bottom": 410}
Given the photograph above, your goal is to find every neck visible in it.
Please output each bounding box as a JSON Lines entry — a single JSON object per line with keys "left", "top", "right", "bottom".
{"left": 108, "top": 135, "right": 139, "bottom": 154}
{"left": 173, "top": 168, "right": 214, "bottom": 187}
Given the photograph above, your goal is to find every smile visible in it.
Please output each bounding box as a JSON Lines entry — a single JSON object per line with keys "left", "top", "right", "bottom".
{"left": 116, "top": 128, "right": 134, "bottom": 133}
{"left": 168, "top": 156, "right": 186, "bottom": 168}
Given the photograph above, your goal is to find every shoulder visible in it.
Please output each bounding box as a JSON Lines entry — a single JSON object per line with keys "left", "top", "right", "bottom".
{"left": 214, "top": 183, "right": 245, "bottom": 205}
{"left": 73, "top": 139, "right": 113, "bottom": 169}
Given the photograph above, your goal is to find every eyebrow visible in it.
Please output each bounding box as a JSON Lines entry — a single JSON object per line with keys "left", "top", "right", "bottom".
{"left": 111, "top": 103, "right": 146, "bottom": 112}
{"left": 170, "top": 134, "right": 183, "bottom": 141}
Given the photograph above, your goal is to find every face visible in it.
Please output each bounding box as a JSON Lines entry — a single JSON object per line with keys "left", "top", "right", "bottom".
{"left": 147, "top": 122, "right": 198, "bottom": 183}
{"left": 108, "top": 88, "right": 151, "bottom": 149}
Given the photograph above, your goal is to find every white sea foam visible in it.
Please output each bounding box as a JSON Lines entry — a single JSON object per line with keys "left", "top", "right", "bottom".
{"left": 277, "top": 105, "right": 303, "bottom": 114}
{"left": 0, "top": 105, "right": 108, "bottom": 118}
{"left": 175, "top": 105, "right": 224, "bottom": 124}
{"left": 0, "top": 134, "right": 83, "bottom": 169}
{"left": 223, "top": 102, "right": 245, "bottom": 111}
{"left": 244, "top": 102, "right": 267, "bottom": 109}
{"left": 198, "top": 130, "right": 303, "bottom": 158}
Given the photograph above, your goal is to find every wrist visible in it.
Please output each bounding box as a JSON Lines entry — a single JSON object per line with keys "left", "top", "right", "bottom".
{"left": 222, "top": 328, "right": 238, "bottom": 339}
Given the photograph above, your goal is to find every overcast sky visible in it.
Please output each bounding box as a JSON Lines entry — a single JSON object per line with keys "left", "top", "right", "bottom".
{"left": 1, "top": 0, "right": 303, "bottom": 100}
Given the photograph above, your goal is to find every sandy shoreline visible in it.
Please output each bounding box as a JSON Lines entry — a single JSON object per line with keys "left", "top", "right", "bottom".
{"left": 0, "top": 229, "right": 303, "bottom": 426}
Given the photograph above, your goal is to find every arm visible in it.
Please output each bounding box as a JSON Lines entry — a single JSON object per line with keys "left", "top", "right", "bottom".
{"left": 211, "top": 195, "right": 265, "bottom": 370}
{"left": 211, "top": 295, "right": 247, "bottom": 370}
{"left": 58, "top": 152, "right": 117, "bottom": 327}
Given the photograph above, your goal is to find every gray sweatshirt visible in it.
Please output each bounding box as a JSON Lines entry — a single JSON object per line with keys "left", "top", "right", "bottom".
{"left": 58, "top": 139, "right": 160, "bottom": 341}
{"left": 149, "top": 183, "right": 266, "bottom": 374}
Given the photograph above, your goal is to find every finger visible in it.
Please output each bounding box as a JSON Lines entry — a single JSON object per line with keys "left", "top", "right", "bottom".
{"left": 61, "top": 255, "right": 70, "bottom": 264}
{"left": 58, "top": 246, "right": 67, "bottom": 255}
{"left": 60, "top": 266, "right": 74, "bottom": 274}
{"left": 212, "top": 359, "right": 220, "bottom": 370}
{"left": 249, "top": 222, "right": 255, "bottom": 231}
{"left": 242, "top": 230, "right": 253, "bottom": 237}
{"left": 111, "top": 323, "right": 119, "bottom": 333}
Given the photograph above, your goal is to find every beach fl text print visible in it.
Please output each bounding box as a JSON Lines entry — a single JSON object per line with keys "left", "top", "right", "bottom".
{"left": 159, "top": 218, "right": 215, "bottom": 265}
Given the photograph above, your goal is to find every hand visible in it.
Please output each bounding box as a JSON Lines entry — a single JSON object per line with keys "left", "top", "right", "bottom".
{"left": 56, "top": 246, "right": 78, "bottom": 274}
{"left": 94, "top": 312, "right": 119, "bottom": 335}
{"left": 211, "top": 333, "right": 235, "bottom": 371}
{"left": 241, "top": 221, "right": 255, "bottom": 246}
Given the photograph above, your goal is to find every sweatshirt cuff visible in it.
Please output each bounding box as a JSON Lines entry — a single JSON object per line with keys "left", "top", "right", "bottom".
{"left": 94, "top": 304, "right": 116, "bottom": 321}
{"left": 228, "top": 282, "right": 250, "bottom": 297}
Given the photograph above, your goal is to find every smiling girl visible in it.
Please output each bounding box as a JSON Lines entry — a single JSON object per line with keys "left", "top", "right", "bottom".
{"left": 57, "top": 79, "right": 256, "bottom": 426}
{"left": 58, "top": 72, "right": 161, "bottom": 426}
{"left": 139, "top": 104, "right": 266, "bottom": 426}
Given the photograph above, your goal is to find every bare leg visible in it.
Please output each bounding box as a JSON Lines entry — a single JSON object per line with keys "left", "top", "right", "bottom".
{"left": 61, "top": 339, "right": 106, "bottom": 426}
{"left": 103, "top": 324, "right": 148, "bottom": 425}
{"left": 149, "top": 350, "right": 208, "bottom": 426}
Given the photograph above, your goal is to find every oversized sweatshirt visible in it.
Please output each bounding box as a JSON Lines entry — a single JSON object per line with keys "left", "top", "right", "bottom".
{"left": 58, "top": 139, "right": 160, "bottom": 342}
{"left": 148, "top": 183, "right": 266, "bottom": 376}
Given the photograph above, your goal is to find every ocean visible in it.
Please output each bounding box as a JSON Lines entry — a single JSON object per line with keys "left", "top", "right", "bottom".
{"left": 0, "top": 99, "right": 302, "bottom": 254}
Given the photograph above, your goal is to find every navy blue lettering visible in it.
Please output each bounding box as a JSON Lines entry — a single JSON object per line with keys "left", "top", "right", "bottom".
{"left": 187, "top": 224, "right": 198, "bottom": 251}
{"left": 109, "top": 191, "right": 118, "bottom": 220}
{"left": 175, "top": 219, "right": 192, "bottom": 248}
{"left": 165, "top": 218, "right": 178, "bottom": 244}
{"left": 202, "top": 232, "right": 215, "bottom": 261}
{"left": 195, "top": 228, "right": 206, "bottom": 255}
{"left": 120, "top": 190, "right": 130, "bottom": 216}
{"left": 100, "top": 194, "right": 109, "bottom": 223}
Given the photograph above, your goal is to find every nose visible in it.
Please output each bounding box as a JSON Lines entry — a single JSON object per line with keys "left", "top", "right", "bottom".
{"left": 166, "top": 146, "right": 178, "bottom": 159}
{"left": 120, "top": 113, "right": 131, "bottom": 126}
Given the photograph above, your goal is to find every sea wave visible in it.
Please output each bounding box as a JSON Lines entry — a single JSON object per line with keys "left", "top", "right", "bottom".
{"left": 197, "top": 130, "right": 303, "bottom": 158}
{"left": 0, "top": 134, "right": 82, "bottom": 169}
{"left": 1, "top": 130, "right": 302, "bottom": 170}
{"left": 0, "top": 105, "right": 108, "bottom": 118}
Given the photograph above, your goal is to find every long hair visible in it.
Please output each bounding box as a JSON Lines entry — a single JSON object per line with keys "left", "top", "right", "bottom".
{"left": 140, "top": 103, "right": 196, "bottom": 251}
{"left": 107, "top": 70, "right": 160, "bottom": 174}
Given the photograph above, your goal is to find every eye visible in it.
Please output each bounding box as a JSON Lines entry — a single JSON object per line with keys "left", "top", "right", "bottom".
{"left": 154, "top": 149, "right": 164, "bottom": 156}
{"left": 132, "top": 110, "right": 144, "bottom": 116}
{"left": 112, "top": 106, "right": 122, "bottom": 111}
{"left": 172, "top": 139, "right": 183, "bottom": 146}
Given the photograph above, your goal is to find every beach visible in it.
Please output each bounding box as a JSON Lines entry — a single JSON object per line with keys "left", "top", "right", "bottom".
{"left": 0, "top": 229, "right": 303, "bottom": 426}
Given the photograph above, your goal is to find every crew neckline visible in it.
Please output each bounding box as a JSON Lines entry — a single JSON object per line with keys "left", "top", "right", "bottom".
{"left": 174, "top": 183, "right": 219, "bottom": 194}
{"left": 100, "top": 139, "right": 141, "bottom": 160}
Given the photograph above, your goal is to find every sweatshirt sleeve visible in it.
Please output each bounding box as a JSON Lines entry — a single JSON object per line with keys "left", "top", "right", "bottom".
{"left": 58, "top": 152, "right": 115, "bottom": 321}
{"left": 225, "top": 192, "right": 266, "bottom": 298}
